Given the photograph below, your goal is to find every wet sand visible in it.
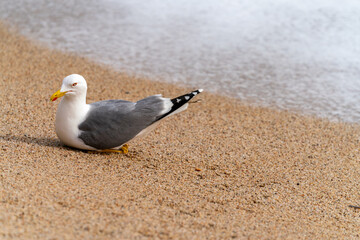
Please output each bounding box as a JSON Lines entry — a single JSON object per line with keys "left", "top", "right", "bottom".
{"left": 0, "top": 22, "right": 359, "bottom": 239}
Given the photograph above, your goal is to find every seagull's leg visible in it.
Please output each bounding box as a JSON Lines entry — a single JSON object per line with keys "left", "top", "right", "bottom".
{"left": 99, "top": 144, "right": 129, "bottom": 154}
{"left": 120, "top": 144, "right": 129, "bottom": 154}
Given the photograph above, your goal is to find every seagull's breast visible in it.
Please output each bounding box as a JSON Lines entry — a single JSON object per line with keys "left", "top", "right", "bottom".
{"left": 55, "top": 99, "right": 94, "bottom": 150}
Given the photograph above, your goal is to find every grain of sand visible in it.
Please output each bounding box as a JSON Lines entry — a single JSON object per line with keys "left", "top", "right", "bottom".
{"left": 0, "top": 23, "right": 359, "bottom": 239}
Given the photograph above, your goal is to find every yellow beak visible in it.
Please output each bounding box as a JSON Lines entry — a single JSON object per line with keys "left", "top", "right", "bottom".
{"left": 50, "top": 90, "right": 67, "bottom": 101}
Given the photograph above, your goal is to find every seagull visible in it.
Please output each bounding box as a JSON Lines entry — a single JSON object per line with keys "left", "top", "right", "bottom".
{"left": 50, "top": 74, "right": 203, "bottom": 153}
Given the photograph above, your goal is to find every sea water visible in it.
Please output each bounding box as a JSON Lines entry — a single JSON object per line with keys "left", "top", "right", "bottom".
{"left": 1, "top": 0, "right": 359, "bottom": 122}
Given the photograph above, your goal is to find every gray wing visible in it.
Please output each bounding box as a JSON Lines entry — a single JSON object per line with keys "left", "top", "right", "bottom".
{"left": 78, "top": 96, "right": 167, "bottom": 149}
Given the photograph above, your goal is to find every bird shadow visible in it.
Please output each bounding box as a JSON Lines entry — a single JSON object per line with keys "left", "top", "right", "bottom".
{"left": 0, "top": 134, "right": 62, "bottom": 148}
{"left": 0, "top": 134, "right": 138, "bottom": 157}
{"left": 0, "top": 134, "right": 88, "bottom": 153}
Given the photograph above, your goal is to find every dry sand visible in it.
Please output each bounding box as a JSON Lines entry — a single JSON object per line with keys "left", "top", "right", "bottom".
{"left": 0, "top": 22, "right": 359, "bottom": 239}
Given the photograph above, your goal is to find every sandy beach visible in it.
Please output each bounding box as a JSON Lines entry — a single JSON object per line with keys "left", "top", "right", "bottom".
{"left": 0, "top": 22, "right": 359, "bottom": 239}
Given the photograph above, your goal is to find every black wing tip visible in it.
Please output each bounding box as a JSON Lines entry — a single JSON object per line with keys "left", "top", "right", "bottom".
{"left": 190, "top": 89, "right": 203, "bottom": 95}
{"left": 155, "top": 89, "right": 203, "bottom": 122}
{"left": 171, "top": 89, "right": 203, "bottom": 104}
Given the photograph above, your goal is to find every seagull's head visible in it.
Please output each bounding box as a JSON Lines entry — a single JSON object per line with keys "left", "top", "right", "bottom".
{"left": 50, "top": 74, "right": 88, "bottom": 101}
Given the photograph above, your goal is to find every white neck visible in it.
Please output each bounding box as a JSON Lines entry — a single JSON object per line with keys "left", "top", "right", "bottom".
{"left": 55, "top": 93, "right": 93, "bottom": 150}
{"left": 61, "top": 92, "right": 87, "bottom": 110}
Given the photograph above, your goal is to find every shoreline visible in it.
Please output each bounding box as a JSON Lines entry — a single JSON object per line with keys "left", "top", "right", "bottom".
{"left": 1, "top": 22, "right": 360, "bottom": 239}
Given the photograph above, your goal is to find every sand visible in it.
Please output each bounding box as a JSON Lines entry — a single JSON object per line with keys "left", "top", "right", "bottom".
{"left": 0, "top": 22, "right": 359, "bottom": 239}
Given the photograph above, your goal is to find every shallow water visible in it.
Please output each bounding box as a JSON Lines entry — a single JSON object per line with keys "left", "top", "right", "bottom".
{"left": 1, "top": 0, "right": 360, "bottom": 122}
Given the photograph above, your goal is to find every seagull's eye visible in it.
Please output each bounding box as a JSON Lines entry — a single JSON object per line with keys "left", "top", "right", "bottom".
{"left": 72, "top": 83, "right": 77, "bottom": 87}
